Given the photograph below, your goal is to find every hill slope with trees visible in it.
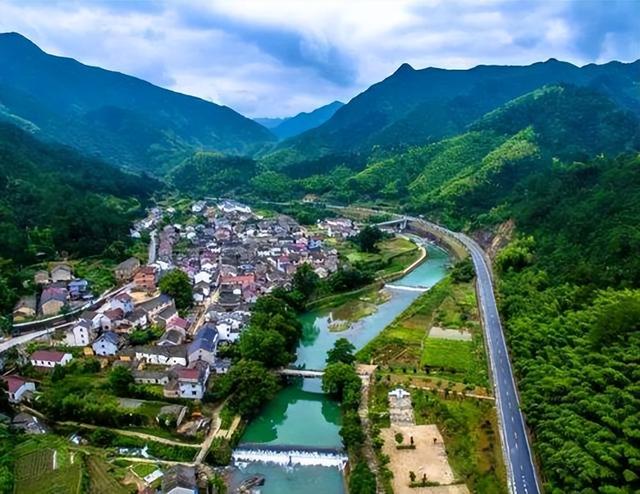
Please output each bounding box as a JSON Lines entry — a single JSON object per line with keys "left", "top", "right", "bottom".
{"left": 0, "top": 32, "right": 275, "bottom": 172}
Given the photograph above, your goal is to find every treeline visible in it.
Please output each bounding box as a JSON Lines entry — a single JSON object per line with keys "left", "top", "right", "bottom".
{"left": 494, "top": 154, "right": 640, "bottom": 492}
{"left": 0, "top": 123, "right": 159, "bottom": 316}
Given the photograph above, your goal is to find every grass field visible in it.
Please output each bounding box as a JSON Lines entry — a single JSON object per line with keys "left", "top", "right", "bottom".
{"left": 357, "top": 276, "right": 488, "bottom": 387}
{"left": 131, "top": 462, "right": 158, "bottom": 478}
{"left": 339, "top": 236, "right": 422, "bottom": 277}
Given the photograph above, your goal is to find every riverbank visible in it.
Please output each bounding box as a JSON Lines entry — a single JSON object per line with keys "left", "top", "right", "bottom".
{"left": 231, "top": 244, "right": 451, "bottom": 493}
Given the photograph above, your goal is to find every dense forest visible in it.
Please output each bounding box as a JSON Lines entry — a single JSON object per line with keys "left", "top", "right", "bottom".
{"left": 494, "top": 154, "right": 640, "bottom": 492}
{"left": 0, "top": 123, "right": 158, "bottom": 315}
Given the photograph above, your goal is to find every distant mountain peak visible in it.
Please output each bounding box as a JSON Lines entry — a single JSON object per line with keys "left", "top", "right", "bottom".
{"left": 394, "top": 62, "right": 415, "bottom": 75}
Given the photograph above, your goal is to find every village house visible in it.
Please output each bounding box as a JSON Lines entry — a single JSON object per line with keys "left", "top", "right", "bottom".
{"left": 131, "top": 345, "right": 187, "bottom": 367}
{"left": 51, "top": 263, "right": 73, "bottom": 282}
{"left": 165, "top": 362, "right": 210, "bottom": 400}
{"left": 162, "top": 465, "right": 198, "bottom": 494}
{"left": 133, "top": 368, "right": 169, "bottom": 385}
{"left": 12, "top": 296, "right": 36, "bottom": 321}
{"left": 133, "top": 266, "right": 157, "bottom": 292}
{"left": 110, "top": 293, "right": 134, "bottom": 314}
{"left": 69, "top": 319, "right": 96, "bottom": 346}
{"left": 158, "top": 328, "right": 185, "bottom": 346}
{"left": 30, "top": 350, "right": 73, "bottom": 368}
{"left": 2, "top": 376, "right": 35, "bottom": 403}
{"left": 68, "top": 279, "right": 90, "bottom": 300}
{"left": 114, "top": 257, "right": 141, "bottom": 282}
{"left": 12, "top": 412, "right": 48, "bottom": 435}
{"left": 33, "top": 270, "right": 49, "bottom": 285}
{"left": 137, "top": 294, "right": 174, "bottom": 323}
{"left": 92, "top": 331, "right": 123, "bottom": 356}
{"left": 188, "top": 325, "right": 218, "bottom": 365}
{"left": 39, "top": 287, "right": 68, "bottom": 316}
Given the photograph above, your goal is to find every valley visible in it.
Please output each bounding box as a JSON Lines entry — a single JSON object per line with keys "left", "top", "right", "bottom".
{"left": 0, "top": 20, "right": 638, "bottom": 494}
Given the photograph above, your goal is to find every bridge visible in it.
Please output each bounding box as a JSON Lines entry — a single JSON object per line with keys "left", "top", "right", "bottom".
{"left": 375, "top": 215, "right": 410, "bottom": 230}
{"left": 277, "top": 368, "right": 324, "bottom": 378}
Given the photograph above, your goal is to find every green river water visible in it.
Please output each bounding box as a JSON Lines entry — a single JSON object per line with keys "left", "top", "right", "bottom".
{"left": 231, "top": 244, "right": 450, "bottom": 493}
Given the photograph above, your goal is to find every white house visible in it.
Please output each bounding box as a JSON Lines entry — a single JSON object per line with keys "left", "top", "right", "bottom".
{"left": 187, "top": 325, "right": 218, "bottom": 365}
{"left": 2, "top": 376, "right": 35, "bottom": 403}
{"left": 193, "top": 271, "right": 211, "bottom": 285}
{"left": 70, "top": 320, "right": 96, "bottom": 347}
{"left": 133, "top": 345, "right": 187, "bottom": 367}
{"left": 92, "top": 332, "right": 122, "bottom": 356}
{"left": 30, "top": 350, "right": 73, "bottom": 368}
{"left": 175, "top": 362, "right": 210, "bottom": 400}
{"left": 110, "top": 293, "right": 134, "bottom": 314}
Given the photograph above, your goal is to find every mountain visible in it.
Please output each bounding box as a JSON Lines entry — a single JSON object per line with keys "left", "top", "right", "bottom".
{"left": 270, "top": 100, "right": 344, "bottom": 140}
{"left": 267, "top": 59, "right": 639, "bottom": 168}
{"left": 254, "top": 117, "right": 288, "bottom": 129}
{"left": 0, "top": 32, "right": 276, "bottom": 172}
{"left": 0, "top": 122, "right": 157, "bottom": 267}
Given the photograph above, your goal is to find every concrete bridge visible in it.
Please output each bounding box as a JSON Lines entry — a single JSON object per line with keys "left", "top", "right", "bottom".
{"left": 277, "top": 368, "right": 325, "bottom": 378}
{"left": 375, "top": 216, "right": 410, "bottom": 230}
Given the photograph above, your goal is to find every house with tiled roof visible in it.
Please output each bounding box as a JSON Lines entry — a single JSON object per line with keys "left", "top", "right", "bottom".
{"left": 188, "top": 324, "right": 218, "bottom": 365}
{"left": 2, "top": 375, "right": 35, "bottom": 403}
{"left": 30, "top": 350, "right": 73, "bottom": 368}
{"left": 92, "top": 331, "right": 123, "bottom": 356}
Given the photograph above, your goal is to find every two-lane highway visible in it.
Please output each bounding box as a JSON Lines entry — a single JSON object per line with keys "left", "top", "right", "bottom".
{"left": 421, "top": 219, "right": 541, "bottom": 494}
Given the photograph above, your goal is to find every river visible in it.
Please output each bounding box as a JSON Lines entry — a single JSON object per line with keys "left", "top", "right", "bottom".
{"left": 231, "top": 244, "right": 451, "bottom": 493}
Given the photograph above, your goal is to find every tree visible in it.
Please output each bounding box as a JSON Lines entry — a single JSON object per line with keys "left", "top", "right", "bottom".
{"left": 409, "top": 471, "right": 417, "bottom": 483}
{"left": 322, "top": 362, "right": 361, "bottom": 401}
{"left": 158, "top": 269, "right": 193, "bottom": 311}
{"left": 220, "top": 360, "right": 279, "bottom": 418}
{"left": 349, "top": 461, "right": 377, "bottom": 494}
{"left": 340, "top": 410, "right": 364, "bottom": 449}
{"left": 395, "top": 432, "right": 404, "bottom": 444}
{"left": 89, "top": 428, "right": 116, "bottom": 447}
{"left": 450, "top": 258, "right": 475, "bottom": 283}
{"left": 291, "top": 263, "right": 320, "bottom": 301}
{"left": 238, "top": 328, "right": 292, "bottom": 368}
{"left": 326, "top": 338, "right": 356, "bottom": 365}
{"left": 353, "top": 226, "right": 385, "bottom": 253}
{"left": 108, "top": 366, "right": 134, "bottom": 396}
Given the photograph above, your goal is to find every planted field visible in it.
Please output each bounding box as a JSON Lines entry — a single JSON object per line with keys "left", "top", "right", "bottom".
{"left": 14, "top": 458, "right": 82, "bottom": 494}
{"left": 422, "top": 338, "right": 488, "bottom": 387}
{"left": 87, "top": 456, "right": 131, "bottom": 494}
{"left": 14, "top": 449, "right": 54, "bottom": 482}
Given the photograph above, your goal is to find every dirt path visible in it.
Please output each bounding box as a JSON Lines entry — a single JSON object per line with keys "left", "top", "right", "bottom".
{"left": 357, "top": 365, "right": 385, "bottom": 494}
{"left": 58, "top": 421, "right": 200, "bottom": 448}
{"left": 194, "top": 400, "right": 226, "bottom": 464}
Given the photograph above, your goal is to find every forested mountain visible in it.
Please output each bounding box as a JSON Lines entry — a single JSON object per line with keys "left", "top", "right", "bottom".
{"left": 267, "top": 100, "right": 344, "bottom": 140}
{"left": 265, "top": 58, "right": 639, "bottom": 168}
{"left": 0, "top": 122, "right": 159, "bottom": 313}
{"left": 0, "top": 32, "right": 275, "bottom": 172}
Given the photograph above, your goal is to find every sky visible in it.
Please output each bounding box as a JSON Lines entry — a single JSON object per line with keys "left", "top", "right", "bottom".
{"left": 0, "top": 0, "right": 638, "bottom": 118}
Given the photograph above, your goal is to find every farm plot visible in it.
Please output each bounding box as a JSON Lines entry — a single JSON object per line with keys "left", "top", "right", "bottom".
{"left": 87, "top": 455, "right": 132, "bottom": 494}
{"left": 14, "top": 458, "right": 82, "bottom": 494}
{"left": 14, "top": 449, "right": 54, "bottom": 483}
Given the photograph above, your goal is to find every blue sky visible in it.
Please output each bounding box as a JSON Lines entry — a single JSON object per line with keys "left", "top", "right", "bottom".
{"left": 0, "top": 0, "right": 638, "bottom": 117}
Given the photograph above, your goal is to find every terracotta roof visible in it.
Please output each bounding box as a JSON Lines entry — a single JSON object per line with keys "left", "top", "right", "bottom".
{"left": 30, "top": 350, "right": 68, "bottom": 362}
{"left": 2, "top": 375, "right": 30, "bottom": 393}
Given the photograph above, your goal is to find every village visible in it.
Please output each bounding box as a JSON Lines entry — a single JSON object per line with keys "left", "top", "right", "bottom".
{"left": 1, "top": 199, "right": 364, "bottom": 493}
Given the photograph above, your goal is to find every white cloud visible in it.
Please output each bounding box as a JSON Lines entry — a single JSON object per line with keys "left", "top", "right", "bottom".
{"left": 0, "top": 0, "right": 636, "bottom": 117}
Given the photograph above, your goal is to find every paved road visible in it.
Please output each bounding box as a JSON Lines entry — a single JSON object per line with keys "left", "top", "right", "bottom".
{"left": 328, "top": 204, "right": 540, "bottom": 493}
{"left": 417, "top": 218, "right": 541, "bottom": 494}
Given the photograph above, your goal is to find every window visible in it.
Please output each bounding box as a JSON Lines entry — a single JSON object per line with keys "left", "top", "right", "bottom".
{"left": 192, "top": 391, "right": 197, "bottom": 396}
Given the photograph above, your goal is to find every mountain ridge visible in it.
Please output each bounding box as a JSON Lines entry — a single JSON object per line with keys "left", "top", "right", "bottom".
{"left": 0, "top": 32, "right": 276, "bottom": 171}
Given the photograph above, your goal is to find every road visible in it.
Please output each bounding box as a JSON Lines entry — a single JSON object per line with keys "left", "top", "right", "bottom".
{"left": 327, "top": 204, "right": 540, "bottom": 493}
{"left": 416, "top": 218, "right": 540, "bottom": 494}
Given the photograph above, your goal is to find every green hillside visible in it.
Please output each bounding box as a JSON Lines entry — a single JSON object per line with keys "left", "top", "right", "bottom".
{"left": 0, "top": 32, "right": 275, "bottom": 172}
{"left": 0, "top": 123, "right": 158, "bottom": 314}
{"left": 266, "top": 58, "right": 639, "bottom": 167}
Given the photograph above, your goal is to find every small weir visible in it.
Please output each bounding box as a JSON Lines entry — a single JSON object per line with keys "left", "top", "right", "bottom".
{"left": 385, "top": 284, "right": 429, "bottom": 292}
{"left": 233, "top": 444, "right": 348, "bottom": 469}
